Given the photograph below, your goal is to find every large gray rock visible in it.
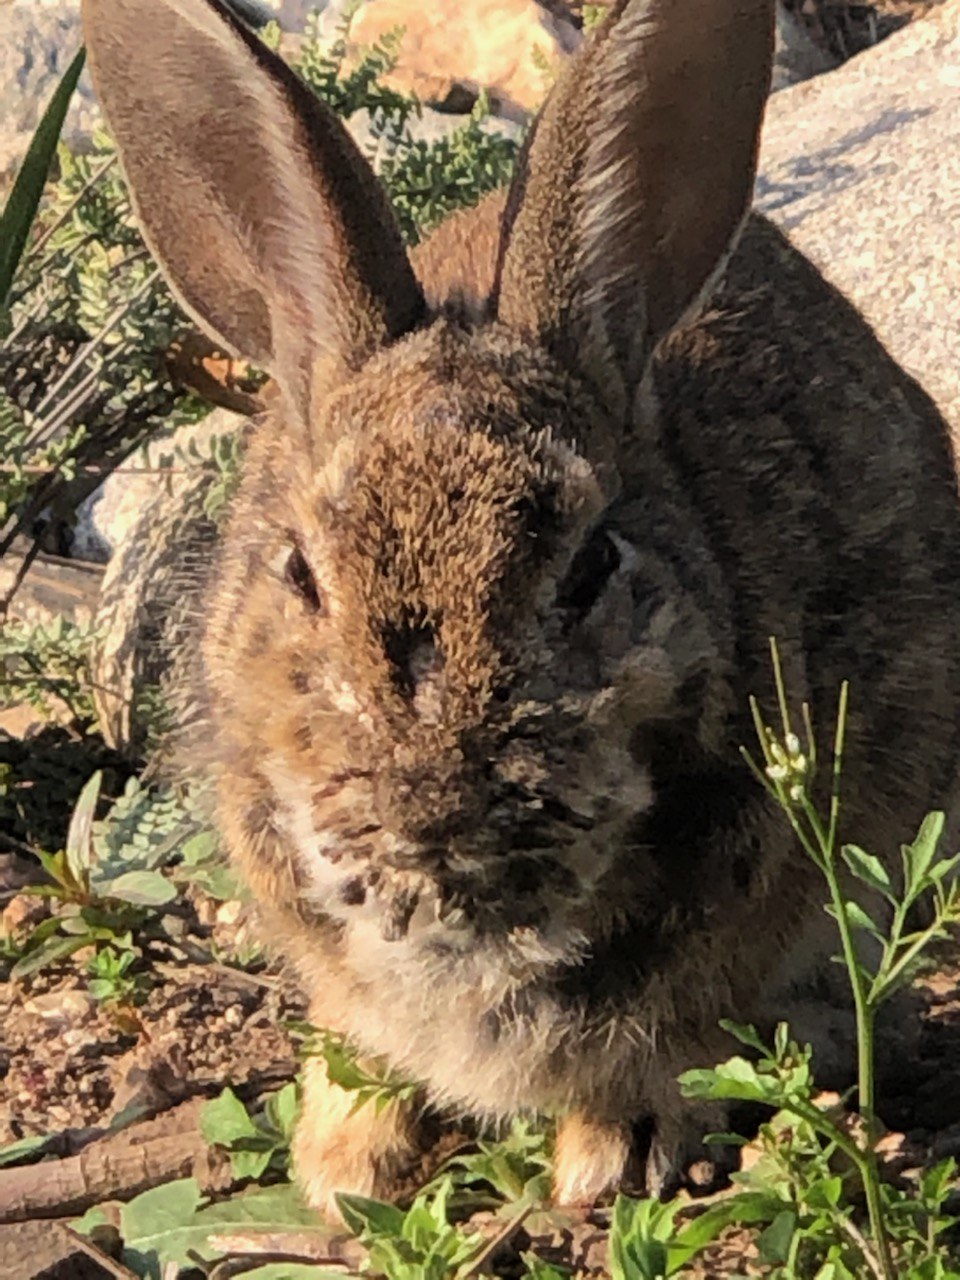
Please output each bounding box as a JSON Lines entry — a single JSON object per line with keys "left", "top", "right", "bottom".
{"left": 73, "top": 408, "right": 246, "bottom": 563}
{"left": 758, "top": 0, "right": 960, "bottom": 434}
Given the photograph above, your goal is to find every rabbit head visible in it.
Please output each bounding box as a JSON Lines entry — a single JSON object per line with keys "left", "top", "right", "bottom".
{"left": 82, "top": 0, "right": 774, "bottom": 959}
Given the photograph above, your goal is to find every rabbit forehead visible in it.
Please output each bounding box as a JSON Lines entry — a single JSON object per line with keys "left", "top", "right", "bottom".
{"left": 292, "top": 327, "right": 609, "bottom": 539}
{"left": 304, "top": 319, "right": 619, "bottom": 493}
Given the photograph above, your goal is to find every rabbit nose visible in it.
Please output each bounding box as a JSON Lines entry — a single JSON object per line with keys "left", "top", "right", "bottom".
{"left": 373, "top": 763, "right": 486, "bottom": 845}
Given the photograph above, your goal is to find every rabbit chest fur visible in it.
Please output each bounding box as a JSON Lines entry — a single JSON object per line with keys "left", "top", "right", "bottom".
{"left": 82, "top": 0, "right": 960, "bottom": 1208}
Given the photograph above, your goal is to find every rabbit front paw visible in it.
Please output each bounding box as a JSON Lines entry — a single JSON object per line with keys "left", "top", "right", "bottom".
{"left": 553, "top": 1113, "right": 633, "bottom": 1206}
{"left": 293, "top": 1057, "right": 421, "bottom": 1221}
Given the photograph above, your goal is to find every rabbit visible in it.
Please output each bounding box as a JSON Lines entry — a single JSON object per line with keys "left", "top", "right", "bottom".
{"left": 82, "top": 0, "right": 960, "bottom": 1215}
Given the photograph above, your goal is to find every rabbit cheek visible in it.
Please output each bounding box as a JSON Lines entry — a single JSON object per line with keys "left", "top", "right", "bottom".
{"left": 261, "top": 758, "right": 374, "bottom": 911}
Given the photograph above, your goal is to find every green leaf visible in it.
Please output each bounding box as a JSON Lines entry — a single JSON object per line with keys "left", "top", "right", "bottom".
{"left": 178, "top": 831, "right": 219, "bottom": 864}
{"left": 106, "top": 870, "right": 176, "bottom": 906}
{"left": 0, "top": 46, "right": 86, "bottom": 309}
{"left": 201, "top": 1088, "right": 259, "bottom": 1147}
{"left": 65, "top": 770, "right": 102, "bottom": 885}
{"left": 805, "top": 1175, "right": 843, "bottom": 1210}
{"left": 0, "top": 1133, "right": 51, "bottom": 1167}
{"left": 336, "top": 1191, "right": 407, "bottom": 1240}
{"left": 680, "top": 1056, "right": 780, "bottom": 1105}
{"left": 757, "top": 1209, "right": 797, "bottom": 1263}
{"left": 107, "top": 1181, "right": 325, "bottom": 1274}
{"left": 718, "top": 1019, "right": 771, "bottom": 1056}
{"left": 903, "top": 811, "right": 946, "bottom": 895}
{"left": 10, "top": 932, "right": 90, "bottom": 978}
{"left": 117, "top": 1177, "right": 206, "bottom": 1275}
{"left": 841, "top": 845, "right": 893, "bottom": 897}
{"left": 522, "top": 1256, "right": 572, "bottom": 1280}
{"left": 229, "top": 1147, "right": 274, "bottom": 1180}
{"left": 842, "top": 900, "right": 883, "bottom": 939}
{"left": 263, "top": 1082, "right": 299, "bottom": 1139}
{"left": 675, "top": 1192, "right": 783, "bottom": 1252}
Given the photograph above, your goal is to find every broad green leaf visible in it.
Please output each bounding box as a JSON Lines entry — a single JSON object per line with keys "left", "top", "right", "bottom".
{"left": 229, "top": 1147, "right": 273, "bottom": 1180}
{"left": 178, "top": 831, "right": 219, "bottom": 864}
{"left": 336, "top": 1191, "right": 406, "bottom": 1239}
{"left": 0, "top": 46, "right": 86, "bottom": 309}
{"left": 201, "top": 1087, "right": 258, "bottom": 1146}
{"left": 117, "top": 1177, "right": 206, "bottom": 1276}
{"left": 113, "top": 1180, "right": 324, "bottom": 1274}
{"left": 670, "top": 1192, "right": 783, "bottom": 1254}
{"left": 841, "top": 845, "right": 893, "bottom": 897}
{"left": 106, "top": 870, "right": 177, "bottom": 906}
{"left": 805, "top": 1176, "right": 844, "bottom": 1211}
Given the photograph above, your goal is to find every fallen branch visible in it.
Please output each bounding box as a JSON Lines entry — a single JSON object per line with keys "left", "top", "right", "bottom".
{"left": 0, "top": 1097, "right": 223, "bottom": 1222}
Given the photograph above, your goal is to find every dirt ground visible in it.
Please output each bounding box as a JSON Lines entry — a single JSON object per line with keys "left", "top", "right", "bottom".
{"left": 3, "top": 829, "right": 960, "bottom": 1278}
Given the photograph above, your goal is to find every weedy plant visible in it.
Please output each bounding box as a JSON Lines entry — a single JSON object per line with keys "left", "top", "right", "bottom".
{"left": 5, "top": 770, "right": 183, "bottom": 979}
{"left": 0, "top": 615, "right": 102, "bottom": 725}
{"left": 609, "top": 642, "right": 960, "bottom": 1280}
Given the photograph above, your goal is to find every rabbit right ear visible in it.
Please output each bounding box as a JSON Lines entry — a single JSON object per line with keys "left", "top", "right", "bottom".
{"left": 81, "top": 0, "right": 424, "bottom": 412}
{"left": 495, "top": 0, "right": 774, "bottom": 424}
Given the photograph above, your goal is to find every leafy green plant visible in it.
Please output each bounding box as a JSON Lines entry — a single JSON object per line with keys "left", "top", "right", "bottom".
{"left": 446, "top": 1117, "right": 552, "bottom": 1211}
{"left": 611, "top": 643, "right": 960, "bottom": 1279}
{"left": 201, "top": 1084, "right": 299, "bottom": 1181}
{"left": 337, "top": 1178, "right": 488, "bottom": 1280}
{"left": 0, "top": 616, "right": 102, "bottom": 725}
{"left": 609, "top": 1189, "right": 779, "bottom": 1280}
{"left": 86, "top": 939, "right": 148, "bottom": 1004}
{"left": 378, "top": 91, "right": 519, "bottom": 243}
{"left": 8, "top": 770, "right": 179, "bottom": 977}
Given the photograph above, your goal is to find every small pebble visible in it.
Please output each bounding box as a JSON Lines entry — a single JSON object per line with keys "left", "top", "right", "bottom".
{"left": 216, "top": 899, "right": 244, "bottom": 927}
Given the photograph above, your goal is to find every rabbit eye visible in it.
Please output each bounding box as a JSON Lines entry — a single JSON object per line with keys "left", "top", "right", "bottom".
{"left": 557, "top": 529, "right": 621, "bottom": 620}
{"left": 284, "top": 545, "right": 323, "bottom": 614}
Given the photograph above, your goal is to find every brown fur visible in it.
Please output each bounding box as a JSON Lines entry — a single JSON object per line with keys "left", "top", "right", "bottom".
{"left": 84, "top": 0, "right": 960, "bottom": 1211}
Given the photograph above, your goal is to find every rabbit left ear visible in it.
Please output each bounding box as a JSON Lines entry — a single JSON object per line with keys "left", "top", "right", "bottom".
{"left": 81, "top": 0, "right": 424, "bottom": 413}
{"left": 494, "top": 0, "right": 774, "bottom": 421}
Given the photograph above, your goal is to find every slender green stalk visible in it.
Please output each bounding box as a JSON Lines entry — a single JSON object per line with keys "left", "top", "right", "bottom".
{"left": 755, "top": 652, "right": 896, "bottom": 1279}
